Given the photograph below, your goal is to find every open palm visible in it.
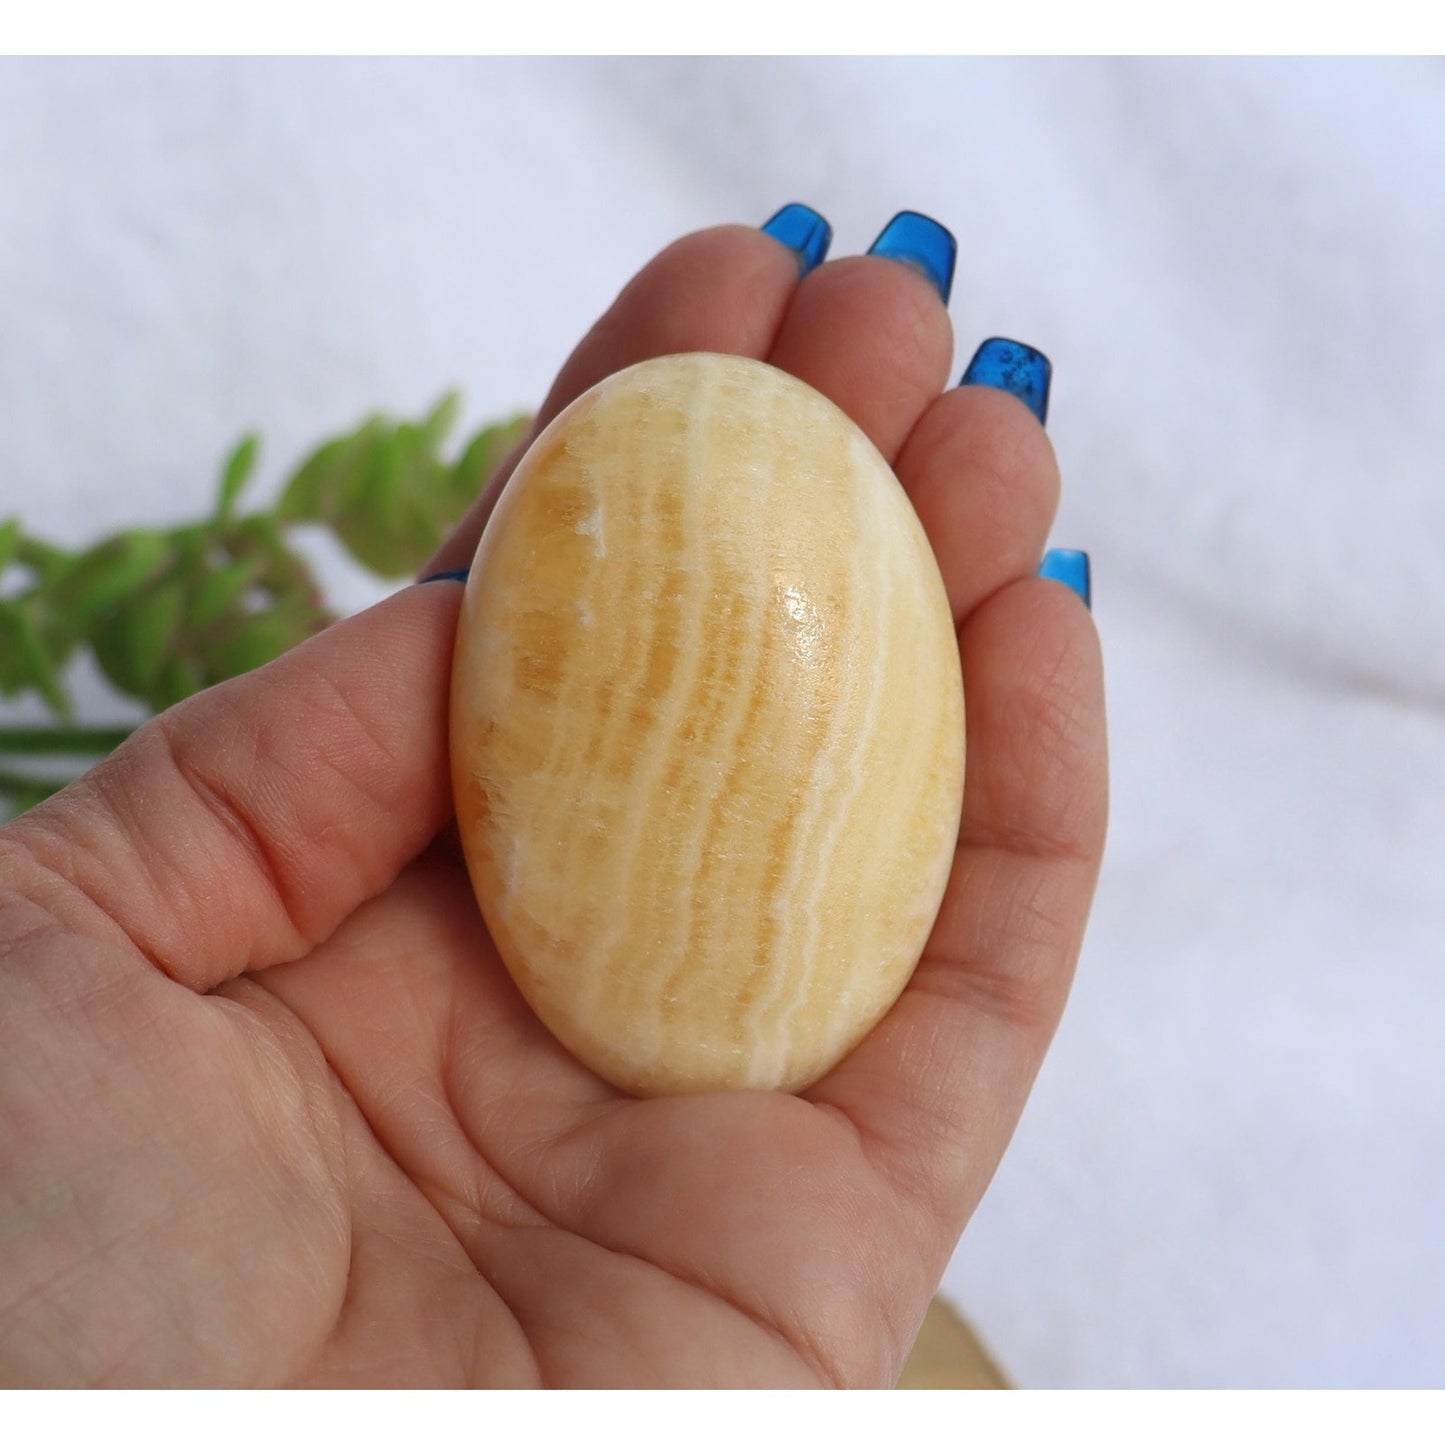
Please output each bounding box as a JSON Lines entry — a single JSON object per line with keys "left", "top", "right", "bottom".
{"left": 0, "top": 220, "right": 1106, "bottom": 1387}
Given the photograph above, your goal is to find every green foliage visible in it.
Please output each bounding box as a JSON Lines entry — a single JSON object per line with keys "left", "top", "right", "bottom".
{"left": 0, "top": 395, "right": 530, "bottom": 818}
{"left": 277, "top": 396, "right": 527, "bottom": 577}
{"left": 216, "top": 434, "right": 261, "bottom": 524}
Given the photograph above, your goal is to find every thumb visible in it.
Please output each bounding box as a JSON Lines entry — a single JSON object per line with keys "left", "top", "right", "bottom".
{"left": 4, "top": 577, "right": 467, "bottom": 992}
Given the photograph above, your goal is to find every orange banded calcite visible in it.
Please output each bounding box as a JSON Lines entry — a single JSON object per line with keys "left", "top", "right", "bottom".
{"left": 450, "top": 353, "right": 964, "bottom": 1095}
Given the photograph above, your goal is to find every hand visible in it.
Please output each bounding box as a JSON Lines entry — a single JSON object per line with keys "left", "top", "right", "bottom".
{"left": 0, "top": 214, "right": 1107, "bottom": 1387}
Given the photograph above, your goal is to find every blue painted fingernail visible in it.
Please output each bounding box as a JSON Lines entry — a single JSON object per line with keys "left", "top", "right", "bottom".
{"left": 1039, "top": 549, "right": 1091, "bottom": 610}
{"left": 961, "top": 337, "right": 1053, "bottom": 426}
{"left": 867, "top": 210, "right": 956, "bottom": 304}
{"left": 761, "top": 202, "right": 833, "bottom": 277}
{"left": 420, "top": 567, "right": 470, "bottom": 585}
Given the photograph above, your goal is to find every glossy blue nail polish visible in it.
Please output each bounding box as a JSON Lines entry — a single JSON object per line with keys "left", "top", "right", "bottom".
{"left": 760, "top": 203, "right": 833, "bottom": 277}
{"left": 420, "top": 567, "right": 470, "bottom": 585}
{"left": 1039, "top": 549, "right": 1091, "bottom": 610}
{"left": 867, "top": 210, "right": 957, "bottom": 304}
{"left": 961, "top": 337, "right": 1053, "bottom": 426}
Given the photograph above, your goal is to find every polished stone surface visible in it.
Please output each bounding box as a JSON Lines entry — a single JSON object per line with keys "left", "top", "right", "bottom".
{"left": 451, "top": 353, "right": 965, "bottom": 1095}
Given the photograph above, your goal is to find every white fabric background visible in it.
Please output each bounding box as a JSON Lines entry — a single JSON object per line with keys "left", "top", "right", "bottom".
{"left": 1, "top": 56, "right": 1441, "bottom": 1388}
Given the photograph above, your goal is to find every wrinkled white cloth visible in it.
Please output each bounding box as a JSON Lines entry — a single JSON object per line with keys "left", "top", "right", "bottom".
{"left": 2, "top": 56, "right": 1441, "bottom": 1388}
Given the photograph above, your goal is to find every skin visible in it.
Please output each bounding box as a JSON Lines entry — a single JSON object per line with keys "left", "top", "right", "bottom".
{"left": 0, "top": 225, "right": 1107, "bottom": 1387}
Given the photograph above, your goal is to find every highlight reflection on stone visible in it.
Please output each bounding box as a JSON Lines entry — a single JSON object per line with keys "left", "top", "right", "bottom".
{"left": 450, "top": 354, "right": 965, "bottom": 1096}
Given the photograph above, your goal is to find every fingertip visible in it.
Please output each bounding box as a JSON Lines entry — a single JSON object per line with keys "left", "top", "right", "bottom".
{"left": 563, "top": 222, "right": 802, "bottom": 384}
{"left": 767, "top": 252, "right": 955, "bottom": 460}
{"left": 866, "top": 210, "right": 958, "bottom": 306}
{"left": 956, "top": 575, "right": 1108, "bottom": 866}
{"left": 894, "top": 383, "right": 1061, "bottom": 622}
{"left": 427, "top": 222, "right": 807, "bottom": 582}
{"left": 959, "top": 337, "right": 1053, "bottom": 427}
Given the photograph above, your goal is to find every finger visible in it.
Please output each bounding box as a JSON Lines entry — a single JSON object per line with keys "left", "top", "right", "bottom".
{"left": 423, "top": 221, "right": 807, "bottom": 576}
{"left": 806, "top": 578, "right": 1108, "bottom": 1266}
{"left": 5, "top": 582, "right": 464, "bottom": 993}
{"left": 895, "top": 379, "right": 1061, "bottom": 622}
{"left": 765, "top": 211, "right": 956, "bottom": 461}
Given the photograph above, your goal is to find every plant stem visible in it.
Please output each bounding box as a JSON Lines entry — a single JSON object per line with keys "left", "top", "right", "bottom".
{"left": 0, "top": 724, "right": 136, "bottom": 756}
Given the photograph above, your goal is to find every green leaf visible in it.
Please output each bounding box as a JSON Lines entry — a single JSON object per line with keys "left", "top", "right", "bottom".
{"left": 272, "top": 399, "right": 529, "bottom": 580}
{"left": 275, "top": 419, "right": 386, "bottom": 525}
{"left": 0, "top": 610, "right": 26, "bottom": 695}
{"left": 15, "top": 533, "right": 69, "bottom": 578}
{"left": 0, "top": 518, "right": 21, "bottom": 574}
{"left": 452, "top": 413, "right": 530, "bottom": 499}
{"left": 421, "top": 391, "right": 461, "bottom": 448}
{"left": 188, "top": 555, "right": 266, "bottom": 630}
{"left": 2, "top": 398, "right": 529, "bottom": 732}
{"left": 216, "top": 434, "right": 260, "bottom": 523}
{"left": 90, "top": 576, "right": 188, "bottom": 705}
{"left": 205, "top": 602, "right": 319, "bottom": 682}
{"left": 154, "top": 654, "right": 206, "bottom": 709}
{"left": 230, "top": 514, "right": 327, "bottom": 611}
{"left": 39, "top": 531, "right": 174, "bottom": 640}
{"left": 274, "top": 437, "right": 340, "bottom": 522}
{"left": 0, "top": 602, "right": 71, "bottom": 716}
{"left": 328, "top": 425, "right": 440, "bottom": 576}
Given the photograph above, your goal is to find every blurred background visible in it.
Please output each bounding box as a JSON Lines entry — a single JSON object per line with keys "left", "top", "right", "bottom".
{"left": 1, "top": 56, "right": 1441, "bottom": 1387}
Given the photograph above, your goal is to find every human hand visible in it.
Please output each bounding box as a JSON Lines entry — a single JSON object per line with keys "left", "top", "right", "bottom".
{"left": 0, "top": 209, "right": 1106, "bottom": 1387}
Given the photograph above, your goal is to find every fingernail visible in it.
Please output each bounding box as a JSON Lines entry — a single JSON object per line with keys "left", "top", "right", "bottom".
{"left": 420, "top": 567, "right": 470, "bottom": 585}
{"left": 867, "top": 210, "right": 956, "bottom": 304}
{"left": 1039, "top": 549, "right": 1091, "bottom": 610}
{"left": 961, "top": 337, "right": 1053, "bottom": 426}
{"left": 761, "top": 202, "right": 833, "bottom": 277}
